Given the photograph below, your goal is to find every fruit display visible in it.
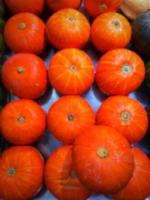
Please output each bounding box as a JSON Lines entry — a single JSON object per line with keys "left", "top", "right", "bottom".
{"left": 1, "top": 1, "right": 150, "bottom": 200}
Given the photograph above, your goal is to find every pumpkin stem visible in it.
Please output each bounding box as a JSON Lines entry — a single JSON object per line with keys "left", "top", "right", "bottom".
{"left": 97, "top": 147, "right": 109, "bottom": 159}
{"left": 120, "top": 110, "right": 132, "bottom": 123}
{"left": 68, "top": 114, "right": 75, "bottom": 121}
{"left": 70, "top": 65, "right": 77, "bottom": 73}
{"left": 17, "top": 116, "right": 25, "bottom": 124}
{"left": 122, "top": 64, "right": 133, "bottom": 75}
{"left": 17, "top": 66, "right": 25, "bottom": 74}
{"left": 99, "top": 3, "right": 107, "bottom": 12}
{"left": 7, "top": 167, "right": 16, "bottom": 176}
{"left": 112, "top": 20, "right": 120, "bottom": 28}
{"left": 70, "top": 170, "right": 77, "bottom": 178}
{"left": 18, "top": 23, "right": 26, "bottom": 30}
{"left": 68, "top": 17, "right": 76, "bottom": 23}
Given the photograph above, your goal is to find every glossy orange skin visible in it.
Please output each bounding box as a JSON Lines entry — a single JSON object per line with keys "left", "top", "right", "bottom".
{"left": 91, "top": 12, "right": 131, "bottom": 52}
{"left": 73, "top": 125, "right": 134, "bottom": 194}
{"left": 5, "top": 0, "right": 44, "bottom": 15}
{"left": 48, "top": 48, "right": 94, "bottom": 95}
{"left": 46, "top": 9, "right": 90, "bottom": 49}
{"left": 45, "top": 146, "right": 91, "bottom": 200}
{"left": 96, "top": 96, "right": 148, "bottom": 144}
{"left": 84, "top": 0, "right": 123, "bottom": 17}
{"left": 1, "top": 99, "right": 46, "bottom": 145}
{"left": 96, "top": 49, "right": 146, "bottom": 95}
{"left": 113, "top": 148, "right": 150, "bottom": 200}
{"left": 2, "top": 53, "right": 47, "bottom": 99}
{"left": 47, "top": 0, "right": 81, "bottom": 12}
{"left": 4, "top": 13, "right": 46, "bottom": 54}
{"left": 47, "top": 95, "right": 95, "bottom": 144}
{"left": 0, "top": 146, "right": 44, "bottom": 200}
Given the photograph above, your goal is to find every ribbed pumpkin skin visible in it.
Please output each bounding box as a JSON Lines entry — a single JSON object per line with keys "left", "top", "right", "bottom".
{"left": 96, "top": 96, "right": 148, "bottom": 144}
{"left": 47, "top": 95, "right": 95, "bottom": 144}
{"left": 47, "top": 0, "right": 81, "bottom": 12}
{"left": 5, "top": 0, "right": 44, "bottom": 15}
{"left": 45, "top": 146, "right": 91, "bottom": 200}
{"left": 1, "top": 99, "right": 46, "bottom": 145}
{"left": 95, "top": 49, "right": 145, "bottom": 95}
{"left": 73, "top": 125, "right": 134, "bottom": 194}
{"left": 46, "top": 9, "right": 90, "bottom": 49}
{"left": 84, "top": 0, "right": 123, "bottom": 17}
{"left": 48, "top": 48, "right": 94, "bottom": 95}
{"left": 91, "top": 12, "right": 131, "bottom": 52}
{"left": 4, "top": 13, "right": 46, "bottom": 54}
{"left": 0, "top": 146, "right": 44, "bottom": 200}
{"left": 2, "top": 53, "right": 47, "bottom": 99}
{"left": 113, "top": 147, "right": 150, "bottom": 200}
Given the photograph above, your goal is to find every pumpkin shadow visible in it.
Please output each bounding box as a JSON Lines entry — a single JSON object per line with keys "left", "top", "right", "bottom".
{"left": 92, "top": 82, "right": 107, "bottom": 103}
{"left": 37, "top": 86, "right": 53, "bottom": 106}
{"left": 134, "top": 83, "right": 150, "bottom": 106}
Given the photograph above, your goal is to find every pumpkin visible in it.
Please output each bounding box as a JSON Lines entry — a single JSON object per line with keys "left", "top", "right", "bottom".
{"left": 113, "top": 147, "right": 150, "bottom": 200}
{"left": 95, "top": 48, "right": 146, "bottom": 95}
{"left": 0, "top": 146, "right": 44, "bottom": 200}
{"left": 4, "top": 12, "right": 46, "bottom": 54}
{"left": 96, "top": 96, "right": 149, "bottom": 144}
{"left": 47, "top": 95, "right": 95, "bottom": 144}
{"left": 2, "top": 53, "right": 47, "bottom": 99}
{"left": 1, "top": 99, "right": 46, "bottom": 145}
{"left": 46, "top": 9, "right": 90, "bottom": 49}
{"left": 45, "top": 145, "right": 91, "bottom": 200}
{"left": 73, "top": 125, "right": 134, "bottom": 194}
{"left": 48, "top": 48, "right": 94, "bottom": 95}
{"left": 132, "top": 10, "right": 150, "bottom": 57}
{"left": 5, "top": 0, "right": 44, "bottom": 15}
{"left": 91, "top": 12, "right": 131, "bottom": 52}
{"left": 120, "top": 0, "right": 150, "bottom": 20}
{"left": 46, "top": 0, "right": 81, "bottom": 12}
{"left": 83, "top": 0, "right": 123, "bottom": 17}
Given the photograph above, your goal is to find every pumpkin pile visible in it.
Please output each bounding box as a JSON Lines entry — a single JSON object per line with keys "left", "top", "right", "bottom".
{"left": 0, "top": 0, "right": 150, "bottom": 200}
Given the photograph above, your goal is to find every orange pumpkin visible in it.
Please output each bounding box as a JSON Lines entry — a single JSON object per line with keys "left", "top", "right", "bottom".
{"left": 0, "top": 146, "right": 44, "bottom": 200}
{"left": 4, "top": 12, "right": 46, "bottom": 54}
{"left": 47, "top": 95, "right": 95, "bottom": 144}
{"left": 48, "top": 48, "right": 94, "bottom": 95}
{"left": 46, "top": 9, "right": 90, "bottom": 49}
{"left": 83, "top": 0, "right": 123, "bottom": 17}
{"left": 2, "top": 53, "right": 47, "bottom": 99}
{"left": 45, "top": 145, "right": 91, "bottom": 200}
{"left": 47, "top": 0, "right": 81, "bottom": 12}
{"left": 95, "top": 48, "right": 146, "bottom": 95}
{"left": 96, "top": 96, "right": 149, "bottom": 144}
{"left": 113, "top": 147, "right": 150, "bottom": 200}
{"left": 5, "top": 0, "right": 44, "bottom": 15}
{"left": 73, "top": 125, "right": 134, "bottom": 194}
{"left": 91, "top": 12, "right": 131, "bottom": 52}
{"left": 1, "top": 99, "right": 46, "bottom": 145}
